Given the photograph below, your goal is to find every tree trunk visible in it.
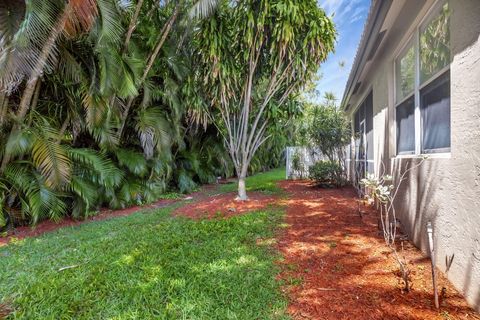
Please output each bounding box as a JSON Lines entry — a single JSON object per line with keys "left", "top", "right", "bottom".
{"left": 27, "top": 80, "right": 42, "bottom": 126}
{"left": 123, "top": 0, "right": 144, "bottom": 54}
{"left": 237, "top": 175, "right": 248, "bottom": 201}
{"left": 17, "top": 6, "right": 71, "bottom": 122}
{"left": 118, "top": 3, "right": 180, "bottom": 138}
{"left": 0, "top": 94, "right": 8, "bottom": 127}
{"left": 0, "top": 5, "right": 71, "bottom": 173}
{"left": 57, "top": 114, "right": 70, "bottom": 144}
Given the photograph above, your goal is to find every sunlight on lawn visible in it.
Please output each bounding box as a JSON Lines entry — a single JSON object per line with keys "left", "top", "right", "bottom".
{"left": 0, "top": 170, "right": 288, "bottom": 320}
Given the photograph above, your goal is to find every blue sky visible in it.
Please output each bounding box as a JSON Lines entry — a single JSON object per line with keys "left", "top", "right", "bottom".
{"left": 314, "top": 0, "right": 371, "bottom": 103}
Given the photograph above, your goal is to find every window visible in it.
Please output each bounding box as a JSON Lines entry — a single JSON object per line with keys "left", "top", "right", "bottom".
{"left": 354, "top": 91, "right": 373, "bottom": 181}
{"left": 420, "top": 3, "right": 450, "bottom": 83}
{"left": 396, "top": 96, "right": 415, "bottom": 154}
{"left": 421, "top": 71, "right": 450, "bottom": 152}
{"left": 395, "top": 43, "right": 415, "bottom": 102}
{"left": 394, "top": 1, "right": 450, "bottom": 155}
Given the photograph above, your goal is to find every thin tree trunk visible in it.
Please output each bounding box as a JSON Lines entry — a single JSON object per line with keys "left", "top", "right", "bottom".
{"left": 0, "top": 93, "right": 8, "bottom": 127}
{"left": 0, "top": 5, "right": 71, "bottom": 173}
{"left": 27, "top": 80, "right": 42, "bottom": 126}
{"left": 118, "top": 3, "right": 180, "bottom": 138}
{"left": 107, "top": 0, "right": 144, "bottom": 130}
{"left": 123, "top": 0, "right": 144, "bottom": 54}
{"left": 17, "top": 8, "right": 70, "bottom": 121}
{"left": 237, "top": 175, "right": 248, "bottom": 201}
{"left": 236, "top": 164, "right": 249, "bottom": 200}
{"left": 57, "top": 114, "right": 71, "bottom": 144}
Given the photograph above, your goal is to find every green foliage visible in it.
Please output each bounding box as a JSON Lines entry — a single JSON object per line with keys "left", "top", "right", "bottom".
{"left": 0, "top": 205, "right": 288, "bottom": 319}
{"left": 309, "top": 161, "right": 345, "bottom": 187}
{"left": 191, "top": 0, "right": 335, "bottom": 198}
{"left": 308, "top": 105, "right": 351, "bottom": 162}
{"left": 0, "top": 0, "right": 311, "bottom": 227}
{"left": 290, "top": 151, "right": 306, "bottom": 179}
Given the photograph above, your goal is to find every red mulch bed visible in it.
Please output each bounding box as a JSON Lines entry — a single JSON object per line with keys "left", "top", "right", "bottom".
{"left": 0, "top": 198, "right": 177, "bottom": 246}
{"left": 1, "top": 177, "right": 479, "bottom": 319}
{"left": 173, "top": 191, "right": 278, "bottom": 219}
{"left": 276, "top": 180, "right": 480, "bottom": 320}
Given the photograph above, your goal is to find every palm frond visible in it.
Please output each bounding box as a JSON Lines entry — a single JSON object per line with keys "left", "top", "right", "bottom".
{"left": 0, "top": 0, "right": 63, "bottom": 92}
{"left": 189, "top": 0, "right": 219, "bottom": 19}
{"left": 95, "top": 0, "right": 123, "bottom": 44}
{"left": 115, "top": 148, "right": 147, "bottom": 177}
{"left": 4, "top": 128, "right": 34, "bottom": 158}
{"left": 69, "top": 175, "right": 98, "bottom": 217}
{"left": 3, "top": 162, "right": 66, "bottom": 224}
{"left": 135, "top": 107, "right": 173, "bottom": 159}
{"left": 177, "top": 170, "right": 197, "bottom": 194}
{"left": 30, "top": 118, "right": 71, "bottom": 188}
{"left": 68, "top": 148, "right": 124, "bottom": 188}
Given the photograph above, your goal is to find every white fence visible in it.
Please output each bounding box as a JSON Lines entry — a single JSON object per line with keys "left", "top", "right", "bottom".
{"left": 285, "top": 147, "right": 325, "bottom": 179}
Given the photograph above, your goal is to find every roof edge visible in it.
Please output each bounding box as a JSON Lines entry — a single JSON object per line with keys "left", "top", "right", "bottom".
{"left": 340, "top": 0, "right": 392, "bottom": 112}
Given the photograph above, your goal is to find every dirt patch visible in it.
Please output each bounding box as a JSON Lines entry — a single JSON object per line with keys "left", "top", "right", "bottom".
{"left": 276, "top": 179, "right": 480, "bottom": 320}
{"left": 173, "top": 192, "right": 278, "bottom": 219}
{"left": 0, "top": 303, "right": 13, "bottom": 319}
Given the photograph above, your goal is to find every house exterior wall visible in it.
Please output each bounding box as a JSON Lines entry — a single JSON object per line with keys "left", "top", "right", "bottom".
{"left": 345, "top": 0, "right": 480, "bottom": 311}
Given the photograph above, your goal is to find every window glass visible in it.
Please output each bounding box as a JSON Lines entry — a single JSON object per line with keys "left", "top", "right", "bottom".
{"left": 354, "top": 109, "right": 360, "bottom": 134}
{"left": 354, "top": 104, "right": 365, "bottom": 161}
{"left": 395, "top": 44, "right": 415, "bottom": 102}
{"left": 365, "top": 92, "right": 374, "bottom": 161}
{"left": 366, "top": 161, "right": 375, "bottom": 174}
{"left": 421, "top": 71, "right": 450, "bottom": 151}
{"left": 396, "top": 96, "right": 415, "bottom": 154}
{"left": 420, "top": 2, "right": 450, "bottom": 83}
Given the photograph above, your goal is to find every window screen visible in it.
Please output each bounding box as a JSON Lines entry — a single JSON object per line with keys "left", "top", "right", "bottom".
{"left": 396, "top": 96, "right": 415, "bottom": 154}
{"left": 421, "top": 71, "right": 450, "bottom": 152}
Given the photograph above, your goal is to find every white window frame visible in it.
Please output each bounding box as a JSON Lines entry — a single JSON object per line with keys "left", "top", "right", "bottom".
{"left": 393, "top": 0, "right": 451, "bottom": 159}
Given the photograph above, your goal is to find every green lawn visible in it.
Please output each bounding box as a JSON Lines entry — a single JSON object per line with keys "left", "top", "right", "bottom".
{"left": 219, "top": 168, "right": 286, "bottom": 195}
{"left": 0, "top": 168, "right": 288, "bottom": 320}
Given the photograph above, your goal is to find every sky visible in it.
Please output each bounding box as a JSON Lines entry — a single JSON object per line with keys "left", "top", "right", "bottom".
{"left": 314, "top": 0, "right": 371, "bottom": 104}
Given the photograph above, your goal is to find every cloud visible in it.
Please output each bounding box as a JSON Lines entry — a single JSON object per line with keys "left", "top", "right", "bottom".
{"left": 319, "top": 0, "right": 367, "bottom": 25}
{"left": 313, "top": 0, "right": 370, "bottom": 103}
{"left": 350, "top": 6, "right": 368, "bottom": 23}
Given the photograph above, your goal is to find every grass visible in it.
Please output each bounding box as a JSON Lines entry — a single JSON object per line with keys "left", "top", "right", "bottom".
{"left": 0, "top": 168, "right": 288, "bottom": 320}
{"left": 219, "top": 167, "right": 286, "bottom": 195}
{"left": 156, "top": 192, "right": 185, "bottom": 200}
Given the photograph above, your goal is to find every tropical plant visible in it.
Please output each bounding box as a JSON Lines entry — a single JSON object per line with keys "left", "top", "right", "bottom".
{"left": 0, "top": 0, "right": 319, "bottom": 229}
{"left": 0, "top": 0, "right": 226, "bottom": 228}
{"left": 192, "top": 0, "right": 336, "bottom": 200}
{"left": 360, "top": 157, "right": 428, "bottom": 292}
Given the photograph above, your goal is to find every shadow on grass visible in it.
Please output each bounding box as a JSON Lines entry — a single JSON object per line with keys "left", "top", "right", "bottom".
{"left": 0, "top": 206, "right": 289, "bottom": 319}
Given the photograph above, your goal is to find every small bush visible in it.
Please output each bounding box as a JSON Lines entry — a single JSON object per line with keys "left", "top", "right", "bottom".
{"left": 290, "top": 151, "right": 306, "bottom": 179}
{"left": 309, "top": 161, "right": 345, "bottom": 187}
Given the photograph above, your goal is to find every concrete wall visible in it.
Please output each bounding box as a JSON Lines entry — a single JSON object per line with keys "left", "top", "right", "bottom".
{"left": 346, "top": 0, "right": 480, "bottom": 311}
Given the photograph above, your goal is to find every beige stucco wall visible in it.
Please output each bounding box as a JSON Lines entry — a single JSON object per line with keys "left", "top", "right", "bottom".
{"left": 346, "top": 0, "right": 480, "bottom": 311}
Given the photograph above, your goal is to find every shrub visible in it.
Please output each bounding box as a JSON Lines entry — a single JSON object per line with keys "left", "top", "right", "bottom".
{"left": 309, "top": 161, "right": 345, "bottom": 187}
{"left": 290, "top": 151, "right": 306, "bottom": 179}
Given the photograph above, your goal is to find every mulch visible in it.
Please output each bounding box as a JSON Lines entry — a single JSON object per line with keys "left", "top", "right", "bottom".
{"left": 1, "top": 178, "right": 479, "bottom": 319}
{"left": 275, "top": 179, "right": 480, "bottom": 320}
{"left": 173, "top": 191, "right": 277, "bottom": 219}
